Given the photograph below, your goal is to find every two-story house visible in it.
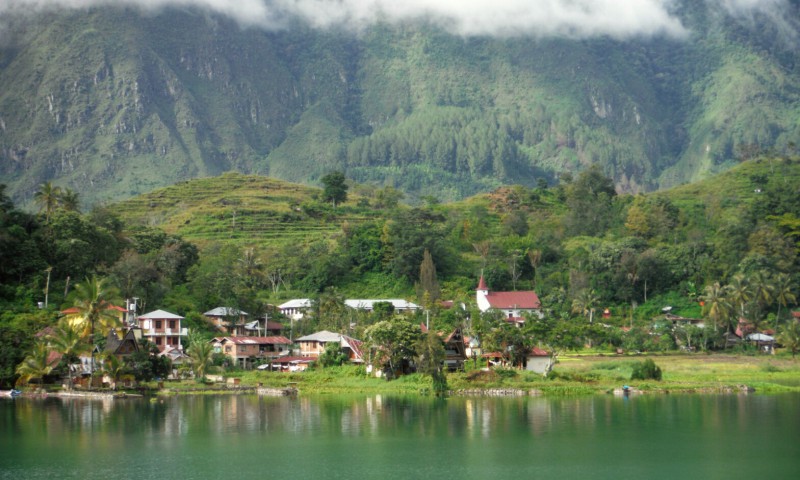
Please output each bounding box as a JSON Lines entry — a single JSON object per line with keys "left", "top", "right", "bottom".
{"left": 211, "top": 336, "right": 293, "bottom": 369}
{"left": 138, "top": 309, "right": 188, "bottom": 352}
{"left": 295, "top": 330, "right": 364, "bottom": 363}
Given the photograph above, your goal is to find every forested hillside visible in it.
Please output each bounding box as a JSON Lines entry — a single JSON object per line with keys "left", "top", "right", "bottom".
{"left": 1, "top": 1, "right": 798, "bottom": 207}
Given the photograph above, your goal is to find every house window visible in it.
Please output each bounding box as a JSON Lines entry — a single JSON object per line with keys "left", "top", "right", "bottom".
{"left": 169, "top": 320, "right": 176, "bottom": 329}
{"left": 155, "top": 320, "right": 162, "bottom": 329}
{"left": 225, "top": 346, "right": 232, "bottom": 353}
{"left": 155, "top": 337, "right": 162, "bottom": 345}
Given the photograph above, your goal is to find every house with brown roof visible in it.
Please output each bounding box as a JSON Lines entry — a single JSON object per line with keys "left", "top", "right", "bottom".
{"left": 211, "top": 336, "right": 293, "bottom": 369}
{"left": 475, "top": 275, "right": 542, "bottom": 323}
{"left": 295, "top": 330, "right": 365, "bottom": 363}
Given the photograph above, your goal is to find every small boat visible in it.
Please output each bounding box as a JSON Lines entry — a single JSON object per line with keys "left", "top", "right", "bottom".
{"left": 0, "top": 389, "right": 22, "bottom": 398}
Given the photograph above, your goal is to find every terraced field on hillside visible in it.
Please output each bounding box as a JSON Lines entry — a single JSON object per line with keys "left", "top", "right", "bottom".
{"left": 111, "top": 173, "right": 381, "bottom": 248}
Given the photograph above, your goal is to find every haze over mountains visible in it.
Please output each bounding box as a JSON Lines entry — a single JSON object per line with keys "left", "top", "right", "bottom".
{"left": 1, "top": 0, "right": 798, "bottom": 207}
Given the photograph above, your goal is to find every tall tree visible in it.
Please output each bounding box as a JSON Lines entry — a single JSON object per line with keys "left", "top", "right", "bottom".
{"left": 59, "top": 188, "right": 80, "bottom": 212}
{"left": 34, "top": 181, "right": 61, "bottom": 223}
{"left": 47, "top": 320, "right": 85, "bottom": 389}
{"left": 777, "top": 320, "right": 800, "bottom": 359}
{"left": 701, "top": 282, "right": 734, "bottom": 334}
{"left": 417, "top": 249, "right": 441, "bottom": 308}
{"left": 772, "top": 273, "right": 797, "bottom": 330}
{"left": 415, "top": 331, "right": 447, "bottom": 396}
{"left": 321, "top": 171, "right": 348, "bottom": 208}
{"left": 726, "top": 274, "right": 752, "bottom": 321}
{"left": 69, "top": 275, "right": 122, "bottom": 380}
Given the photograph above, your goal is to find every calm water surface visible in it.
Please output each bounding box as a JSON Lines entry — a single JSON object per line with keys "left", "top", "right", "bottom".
{"left": 1, "top": 393, "right": 799, "bottom": 479}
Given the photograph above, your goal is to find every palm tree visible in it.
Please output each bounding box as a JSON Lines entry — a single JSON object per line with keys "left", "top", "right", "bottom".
{"left": 571, "top": 289, "right": 599, "bottom": 324}
{"left": 100, "top": 353, "right": 127, "bottom": 390}
{"left": 34, "top": 181, "right": 62, "bottom": 223}
{"left": 777, "top": 320, "right": 800, "bottom": 359}
{"left": 726, "top": 274, "right": 752, "bottom": 321}
{"left": 69, "top": 275, "right": 122, "bottom": 381}
{"left": 47, "top": 321, "right": 85, "bottom": 389}
{"left": 16, "top": 341, "right": 54, "bottom": 387}
{"left": 59, "top": 188, "right": 80, "bottom": 212}
{"left": 750, "top": 271, "right": 775, "bottom": 331}
{"left": 772, "top": 273, "right": 797, "bottom": 330}
{"left": 186, "top": 338, "right": 214, "bottom": 383}
{"left": 701, "top": 282, "right": 734, "bottom": 334}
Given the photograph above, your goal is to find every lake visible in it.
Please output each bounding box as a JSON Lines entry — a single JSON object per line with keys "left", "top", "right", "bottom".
{"left": 1, "top": 393, "right": 799, "bottom": 479}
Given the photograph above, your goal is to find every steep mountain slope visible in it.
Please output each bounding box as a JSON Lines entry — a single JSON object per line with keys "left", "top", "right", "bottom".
{"left": 0, "top": 2, "right": 798, "bottom": 207}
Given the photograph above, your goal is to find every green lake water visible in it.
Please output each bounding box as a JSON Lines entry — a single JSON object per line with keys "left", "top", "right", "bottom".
{"left": 1, "top": 393, "right": 799, "bottom": 479}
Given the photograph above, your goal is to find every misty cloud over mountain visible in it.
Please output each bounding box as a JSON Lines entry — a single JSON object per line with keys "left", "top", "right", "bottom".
{"left": 1, "top": 0, "right": 795, "bottom": 40}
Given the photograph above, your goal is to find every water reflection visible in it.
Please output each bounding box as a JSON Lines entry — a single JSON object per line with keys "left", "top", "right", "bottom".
{"left": 2, "top": 393, "right": 799, "bottom": 479}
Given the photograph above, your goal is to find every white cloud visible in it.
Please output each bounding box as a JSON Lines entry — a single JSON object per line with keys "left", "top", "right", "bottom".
{"left": 0, "top": 0, "right": 690, "bottom": 39}
{"left": 0, "top": 0, "right": 794, "bottom": 40}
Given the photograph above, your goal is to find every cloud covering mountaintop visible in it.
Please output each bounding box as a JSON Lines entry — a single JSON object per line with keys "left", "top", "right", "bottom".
{"left": 0, "top": 0, "right": 795, "bottom": 40}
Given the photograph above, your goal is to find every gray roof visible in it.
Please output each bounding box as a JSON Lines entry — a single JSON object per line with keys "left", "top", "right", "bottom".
{"left": 139, "top": 309, "right": 184, "bottom": 320}
{"left": 204, "top": 307, "right": 248, "bottom": 317}
{"left": 295, "top": 330, "right": 342, "bottom": 343}
{"left": 344, "top": 299, "right": 420, "bottom": 310}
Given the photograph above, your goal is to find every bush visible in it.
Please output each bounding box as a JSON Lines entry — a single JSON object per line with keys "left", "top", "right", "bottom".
{"left": 630, "top": 359, "right": 662, "bottom": 381}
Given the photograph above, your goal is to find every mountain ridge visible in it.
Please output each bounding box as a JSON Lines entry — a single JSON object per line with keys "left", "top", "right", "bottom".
{"left": 1, "top": 1, "right": 798, "bottom": 208}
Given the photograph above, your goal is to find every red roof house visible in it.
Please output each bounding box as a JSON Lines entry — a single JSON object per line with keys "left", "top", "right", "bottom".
{"left": 476, "top": 275, "right": 542, "bottom": 323}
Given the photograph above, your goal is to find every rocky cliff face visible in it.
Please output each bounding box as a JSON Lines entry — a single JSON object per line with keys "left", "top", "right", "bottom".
{"left": 0, "top": 3, "right": 798, "bottom": 207}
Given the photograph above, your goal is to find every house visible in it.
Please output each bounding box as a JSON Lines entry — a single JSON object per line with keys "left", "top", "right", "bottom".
{"left": 665, "top": 313, "right": 705, "bottom": 329}
{"left": 204, "top": 307, "right": 249, "bottom": 335}
{"left": 295, "top": 330, "right": 364, "bottom": 363}
{"left": 475, "top": 275, "right": 542, "bottom": 323}
{"left": 211, "top": 336, "right": 293, "bottom": 369}
{"left": 242, "top": 319, "right": 285, "bottom": 336}
{"left": 138, "top": 309, "right": 188, "bottom": 352}
{"left": 344, "top": 299, "right": 421, "bottom": 313}
{"left": 104, "top": 328, "right": 141, "bottom": 360}
{"left": 278, "top": 298, "right": 313, "bottom": 320}
{"left": 262, "top": 356, "right": 316, "bottom": 372}
{"left": 420, "top": 324, "right": 468, "bottom": 371}
{"left": 525, "top": 347, "right": 552, "bottom": 375}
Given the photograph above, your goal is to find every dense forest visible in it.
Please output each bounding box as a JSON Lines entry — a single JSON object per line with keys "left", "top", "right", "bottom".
{"left": 2, "top": 154, "right": 800, "bottom": 387}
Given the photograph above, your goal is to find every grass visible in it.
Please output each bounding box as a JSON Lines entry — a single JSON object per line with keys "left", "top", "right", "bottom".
{"left": 149, "top": 353, "right": 800, "bottom": 398}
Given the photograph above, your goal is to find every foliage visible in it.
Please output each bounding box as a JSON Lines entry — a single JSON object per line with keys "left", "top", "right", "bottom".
{"left": 415, "top": 331, "right": 448, "bottom": 396}
{"left": 630, "top": 359, "right": 663, "bottom": 381}
{"left": 319, "top": 342, "right": 349, "bottom": 367}
{"left": 365, "top": 317, "right": 421, "bottom": 378}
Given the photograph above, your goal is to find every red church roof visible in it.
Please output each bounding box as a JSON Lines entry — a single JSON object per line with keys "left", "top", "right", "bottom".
{"left": 484, "top": 290, "right": 541, "bottom": 310}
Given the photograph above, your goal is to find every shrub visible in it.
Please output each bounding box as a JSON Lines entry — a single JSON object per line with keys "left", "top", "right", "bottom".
{"left": 630, "top": 359, "right": 662, "bottom": 381}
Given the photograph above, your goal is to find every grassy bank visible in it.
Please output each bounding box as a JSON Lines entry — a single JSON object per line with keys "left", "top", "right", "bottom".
{"left": 153, "top": 353, "right": 800, "bottom": 397}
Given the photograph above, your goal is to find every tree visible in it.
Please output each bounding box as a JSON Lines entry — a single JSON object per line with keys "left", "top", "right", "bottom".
{"left": 777, "top": 320, "right": 800, "bottom": 359}
{"left": 772, "top": 273, "right": 796, "bottom": 330}
{"left": 701, "top": 282, "right": 734, "bottom": 334}
{"left": 415, "top": 331, "right": 447, "bottom": 396}
{"left": 318, "top": 341, "right": 348, "bottom": 367}
{"left": 726, "top": 274, "right": 752, "bottom": 321}
{"left": 186, "top": 335, "right": 214, "bottom": 382}
{"left": 59, "top": 188, "right": 80, "bottom": 212}
{"left": 321, "top": 171, "right": 348, "bottom": 208}
{"left": 15, "top": 341, "right": 54, "bottom": 386}
{"left": 100, "top": 353, "right": 127, "bottom": 390}
{"left": 365, "top": 318, "right": 420, "bottom": 378}
{"left": 47, "top": 320, "right": 85, "bottom": 389}
{"left": 69, "top": 275, "right": 122, "bottom": 381}
{"left": 572, "top": 289, "right": 600, "bottom": 324}
{"left": 416, "top": 249, "right": 440, "bottom": 307}
{"left": 34, "top": 181, "right": 62, "bottom": 223}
